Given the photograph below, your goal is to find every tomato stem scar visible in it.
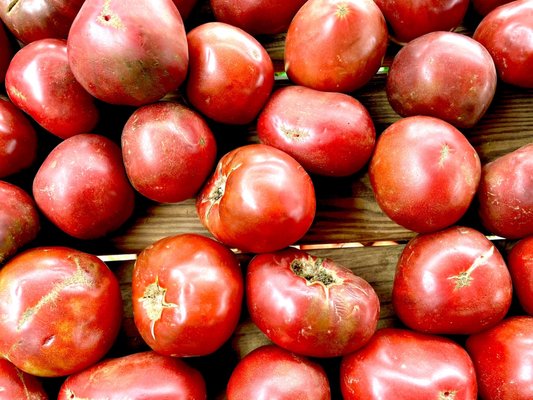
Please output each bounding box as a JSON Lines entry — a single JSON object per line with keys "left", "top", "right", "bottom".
{"left": 448, "top": 246, "right": 495, "bottom": 289}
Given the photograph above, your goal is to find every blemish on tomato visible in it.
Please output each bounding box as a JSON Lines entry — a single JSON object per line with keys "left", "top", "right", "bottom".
{"left": 138, "top": 277, "right": 178, "bottom": 341}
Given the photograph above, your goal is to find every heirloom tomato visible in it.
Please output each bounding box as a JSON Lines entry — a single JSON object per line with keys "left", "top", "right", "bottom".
{"left": 507, "top": 236, "right": 533, "bottom": 315}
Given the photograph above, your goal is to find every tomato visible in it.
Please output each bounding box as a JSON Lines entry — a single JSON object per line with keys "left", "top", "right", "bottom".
{"left": 0, "top": 358, "right": 47, "bottom": 399}
{"left": 369, "top": 116, "right": 481, "bottom": 233}
{"left": 210, "top": 0, "right": 307, "bottom": 35}
{"left": 472, "top": 0, "right": 514, "bottom": 16}
{"left": 0, "top": 22, "right": 13, "bottom": 83}
{"left": 186, "top": 22, "right": 274, "bottom": 125}
{"left": 285, "top": 0, "right": 388, "bottom": 93}
{"left": 59, "top": 351, "right": 206, "bottom": 399}
{"left": 257, "top": 85, "right": 376, "bottom": 177}
{"left": 374, "top": 0, "right": 470, "bottom": 44}
{"left": 122, "top": 101, "right": 217, "bottom": 203}
{"left": 392, "top": 226, "right": 512, "bottom": 335}
{"left": 0, "top": 247, "right": 123, "bottom": 377}
{"left": 33, "top": 133, "right": 135, "bottom": 240}
{"left": 466, "top": 316, "right": 533, "bottom": 400}
{"left": 386, "top": 31, "right": 497, "bottom": 128}
{"left": 477, "top": 143, "right": 533, "bottom": 239}
{"left": 0, "top": 181, "right": 40, "bottom": 265}
{"left": 132, "top": 233, "right": 243, "bottom": 357}
{"left": 473, "top": 0, "right": 533, "bottom": 88}
{"left": 341, "top": 328, "right": 478, "bottom": 399}
{"left": 196, "top": 144, "right": 316, "bottom": 253}
{"left": 226, "top": 344, "right": 331, "bottom": 400}
{"left": 507, "top": 236, "right": 533, "bottom": 315}
{"left": 0, "top": 97, "right": 37, "bottom": 178}
{"left": 5, "top": 38, "right": 100, "bottom": 140}
{"left": 247, "top": 248, "right": 380, "bottom": 358}
{"left": 67, "top": 0, "right": 188, "bottom": 106}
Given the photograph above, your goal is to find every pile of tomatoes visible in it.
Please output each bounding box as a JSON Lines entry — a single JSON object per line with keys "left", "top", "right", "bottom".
{"left": 0, "top": 0, "right": 532, "bottom": 398}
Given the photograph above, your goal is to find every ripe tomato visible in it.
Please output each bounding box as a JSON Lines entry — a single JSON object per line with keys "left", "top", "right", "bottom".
{"left": 226, "top": 344, "right": 331, "bottom": 399}
{"left": 196, "top": 144, "right": 316, "bottom": 253}
{"left": 285, "top": 0, "right": 388, "bottom": 93}
{"left": 466, "top": 316, "right": 533, "bottom": 400}
{"left": 507, "top": 236, "right": 533, "bottom": 315}
{"left": 132, "top": 233, "right": 243, "bottom": 357}
{"left": 257, "top": 85, "right": 376, "bottom": 177}
{"left": 0, "top": 247, "right": 123, "bottom": 377}
{"left": 392, "top": 226, "right": 512, "bottom": 335}
{"left": 369, "top": 116, "right": 481, "bottom": 233}
{"left": 341, "top": 328, "right": 478, "bottom": 399}
{"left": 0, "top": 358, "right": 47, "bottom": 399}
{"left": 246, "top": 248, "right": 380, "bottom": 358}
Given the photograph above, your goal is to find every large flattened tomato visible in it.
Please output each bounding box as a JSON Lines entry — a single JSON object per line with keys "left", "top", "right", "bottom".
{"left": 196, "top": 144, "right": 316, "bottom": 253}
{"left": 507, "top": 236, "right": 533, "bottom": 315}
{"left": 246, "top": 248, "right": 380, "bottom": 358}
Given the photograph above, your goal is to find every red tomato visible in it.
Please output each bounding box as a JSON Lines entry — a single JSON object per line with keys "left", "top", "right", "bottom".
{"left": 392, "top": 226, "right": 512, "bottom": 335}
{"left": 477, "top": 143, "right": 533, "bottom": 239}
{"left": 247, "top": 248, "right": 380, "bottom": 358}
{"left": 196, "top": 144, "right": 316, "bottom": 253}
{"left": 122, "top": 101, "right": 217, "bottom": 203}
{"left": 0, "top": 247, "right": 123, "bottom": 377}
{"left": 33, "top": 133, "right": 135, "bottom": 240}
{"left": 507, "top": 236, "right": 533, "bottom": 315}
{"left": 369, "top": 116, "right": 481, "bottom": 233}
{"left": 132, "top": 233, "right": 243, "bottom": 357}
{"left": 473, "top": 0, "right": 533, "bottom": 88}
{"left": 226, "top": 344, "right": 331, "bottom": 400}
{"left": 257, "top": 85, "right": 376, "bottom": 177}
{"left": 67, "top": 0, "right": 188, "bottom": 106}
{"left": 284, "top": 0, "right": 388, "bottom": 93}
{"left": 59, "top": 351, "right": 206, "bottom": 399}
{"left": 0, "top": 98, "right": 37, "bottom": 178}
{"left": 5, "top": 38, "right": 100, "bottom": 139}
{"left": 466, "top": 316, "right": 533, "bottom": 400}
{"left": 341, "top": 328, "right": 478, "bottom": 399}
{"left": 0, "top": 358, "right": 47, "bottom": 399}
{"left": 386, "top": 31, "right": 497, "bottom": 128}
{"left": 0, "top": 22, "right": 13, "bottom": 83}
{"left": 472, "top": 0, "right": 514, "bottom": 15}
{"left": 186, "top": 22, "right": 274, "bottom": 125}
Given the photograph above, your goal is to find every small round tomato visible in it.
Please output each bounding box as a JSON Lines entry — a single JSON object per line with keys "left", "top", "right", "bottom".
{"left": 0, "top": 359, "right": 47, "bottom": 399}
{"left": 285, "top": 0, "right": 388, "bottom": 93}
{"left": 132, "top": 233, "right": 243, "bottom": 357}
{"left": 196, "top": 144, "right": 316, "bottom": 253}
{"left": 247, "top": 248, "right": 380, "bottom": 358}
{"left": 507, "top": 236, "right": 533, "bottom": 315}
{"left": 227, "top": 344, "right": 331, "bottom": 400}
{"left": 0, "top": 247, "right": 123, "bottom": 377}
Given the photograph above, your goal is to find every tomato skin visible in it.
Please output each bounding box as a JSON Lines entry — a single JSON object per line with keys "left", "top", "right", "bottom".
{"left": 507, "top": 236, "right": 533, "bottom": 315}
{"left": 473, "top": 0, "right": 533, "bottom": 88}
{"left": 386, "top": 31, "right": 497, "bottom": 128}
{"left": 257, "top": 85, "right": 376, "bottom": 177}
{"left": 466, "top": 316, "right": 533, "bottom": 400}
{"left": 341, "top": 328, "right": 478, "bottom": 400}
{"left": 58, "top": 351, "right": 206, "bottom": 399}
{"left": 247, "top": 248, "right": 379, "bottom": 358}
{"left": 285, "top": 0, "right": 388, "bottom": 93}
{"left": 196, "top": 144, "right": 316, "bottom": 253}
{"left": 0, "top": 358, "right": 48, "bottom": 400}
{"left": 392, "top": 226, "right": 512, "bottom": 335}
{"left": 226, "top": 344, "right": 331, "bottom": 400}
{"left": 122, "top": 101, "right": 217, "bottom": 203}
{"left": 132, "top": 233, "right": 243, "bottom": 357}
{"left": 369, "top": 116, "right": 481, "bottom": 233}
{"left": 472, "top": 0, "right": 514, "bottom": 16}
{"left": 0, "top": 247, "right": 123, "bottom": 377}
{"left": 0, "top": 22, "right": 13, "bottom": 83}
{"left": 186, "top": 22, "right": 274, "bottom": 125}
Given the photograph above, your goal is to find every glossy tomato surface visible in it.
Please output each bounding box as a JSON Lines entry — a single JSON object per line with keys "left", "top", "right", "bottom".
{"left": 0, "top": 247, "right": 123, "bottom": 377}
{"left": 257, "top": 85, "right": 376, "bottom": 177}
{"left": 369, "top": 116, "right": 481, "bottom": 233}
{"left": 247, "top": 248, "right": 380, "bottom": 358}
{"left": 392, "top": 226, "right": 512, "bottom": 335}
{"left": 132, "top": 233, "right": 243, "bottom": 357}
{"left": 186, "top": 22, "right": 274, "bottom": 125}
{"left": 0, "top": 22, "right": 12, "bottom": 83}
{"left": 226, "top": 345, "right": 331, "bottom": 400}
{"left": 59, "top": 351, "right": 206, "bottom": 399}
{"left": 285, "top": 0, "right": 388, "bottom": 92}
{"left": 196, "top": 144, "right": 316, "bottom": 253}
{"left": 33, "top": 134, "right": 135, "bottom": 240}
{"left": 386, "top": 31, "right": 497, "bottom": 128}
{"left": 0, "top": 358, "right": 47, "bottom": 400}
{"left": 507, "top": 236, "right": 533, "bottom": 315}
{"left": 6, "top": 38, "right": 100, "bottom": 139}
{"left": 341, "top": 328, "right": 478, "bottom": 399}
{"left": 466, "top": 316, "right": 533, "bottom": 400}
{"left": 122, "top": 101, "right": 217, "bottom": 203}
